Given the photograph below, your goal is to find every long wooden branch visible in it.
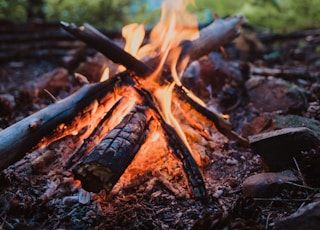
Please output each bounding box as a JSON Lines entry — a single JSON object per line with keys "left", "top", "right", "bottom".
{"left": 0, "top": 73, "right": 134, "bottom": 171}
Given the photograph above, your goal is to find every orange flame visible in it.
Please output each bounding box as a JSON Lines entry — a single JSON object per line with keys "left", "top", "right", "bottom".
{"left": 122, "top": 23, "right": 145, "bottom": 58}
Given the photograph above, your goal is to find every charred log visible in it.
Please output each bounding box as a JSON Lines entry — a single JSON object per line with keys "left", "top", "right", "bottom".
{"left": 73, "top": 106, "right": 149, "bottom": 193}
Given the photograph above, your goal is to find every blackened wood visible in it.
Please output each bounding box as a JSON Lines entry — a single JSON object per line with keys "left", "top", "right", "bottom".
{"left": 60, "top": 21, "right": 153, "bottom": 77}
{"left": 73, "top": 106, "right": 149, "bottom": 193}
{"left": 0, "top": 73, "right": 135, "bottom": 171}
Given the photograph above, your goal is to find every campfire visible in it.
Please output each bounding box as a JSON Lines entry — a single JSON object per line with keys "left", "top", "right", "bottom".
{"left": 2, "top": 0, "right": 320, "bottom": 229}
{"left": 0, "top": 0, "right": 246, "bottom": 200}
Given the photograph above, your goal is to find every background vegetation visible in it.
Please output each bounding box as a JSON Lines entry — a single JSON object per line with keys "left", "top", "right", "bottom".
{"left": 0, "top": 0, "right": 320, "bottom": 32}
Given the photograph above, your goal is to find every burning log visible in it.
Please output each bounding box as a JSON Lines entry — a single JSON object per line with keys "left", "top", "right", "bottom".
{"left": 73, "top": 105, "right": 150, "bottom": 193}
{"left": 70, "top": 86, "right": 207, "bottom": 199}
{"left": 158, "top": 110, "right": 207, "bottom": 199}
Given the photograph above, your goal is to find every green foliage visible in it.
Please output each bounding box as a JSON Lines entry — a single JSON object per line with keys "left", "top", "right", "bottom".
{"left": 0, "top": 0, "right": 320, "bottom": 32}
{"left": 0, "top": 0, "right": 28, "bottom": 22}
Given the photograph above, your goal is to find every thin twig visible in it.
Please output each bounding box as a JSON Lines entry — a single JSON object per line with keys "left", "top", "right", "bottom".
{"left": 292, "top": 157, "right": 306, "bottom": 186}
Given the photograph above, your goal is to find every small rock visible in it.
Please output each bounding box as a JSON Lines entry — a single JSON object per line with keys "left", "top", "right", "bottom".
{"left": 245, "top": 76, "right": 308, "bottom": 113}
{"left": 275, "top": 200, "right": 320, "bottom": 230}
{"left": 249, "top": 127, "right": 320, "bottom": 171}
{"left": 242, "top": 170, "right": 300, "bottom": 197}
{"left": 62, "top": 195, "right": 78, "bottom": 205}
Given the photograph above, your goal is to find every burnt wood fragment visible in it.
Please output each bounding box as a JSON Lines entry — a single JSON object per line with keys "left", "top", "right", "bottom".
{"left": 73, "top": 106, "right": 149, "bottom": 193}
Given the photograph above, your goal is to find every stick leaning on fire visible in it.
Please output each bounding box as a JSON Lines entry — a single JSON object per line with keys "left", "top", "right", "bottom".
{"left": 0, "top": 15, "right": 248, "bottom": 200}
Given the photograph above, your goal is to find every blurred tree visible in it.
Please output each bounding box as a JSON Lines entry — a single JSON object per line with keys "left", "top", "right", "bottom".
{"left": 0, "top": 0, "right": 28, "bottom": 22}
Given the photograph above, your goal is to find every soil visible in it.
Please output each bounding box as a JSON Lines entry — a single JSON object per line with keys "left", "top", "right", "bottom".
{"left": 0, "top": 21, "right": 319, "bottom": 229}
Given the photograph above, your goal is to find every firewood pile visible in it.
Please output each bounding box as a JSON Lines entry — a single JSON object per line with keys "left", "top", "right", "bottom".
{"left": 1, "top": 3, "right": 320, "bottom": 229}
